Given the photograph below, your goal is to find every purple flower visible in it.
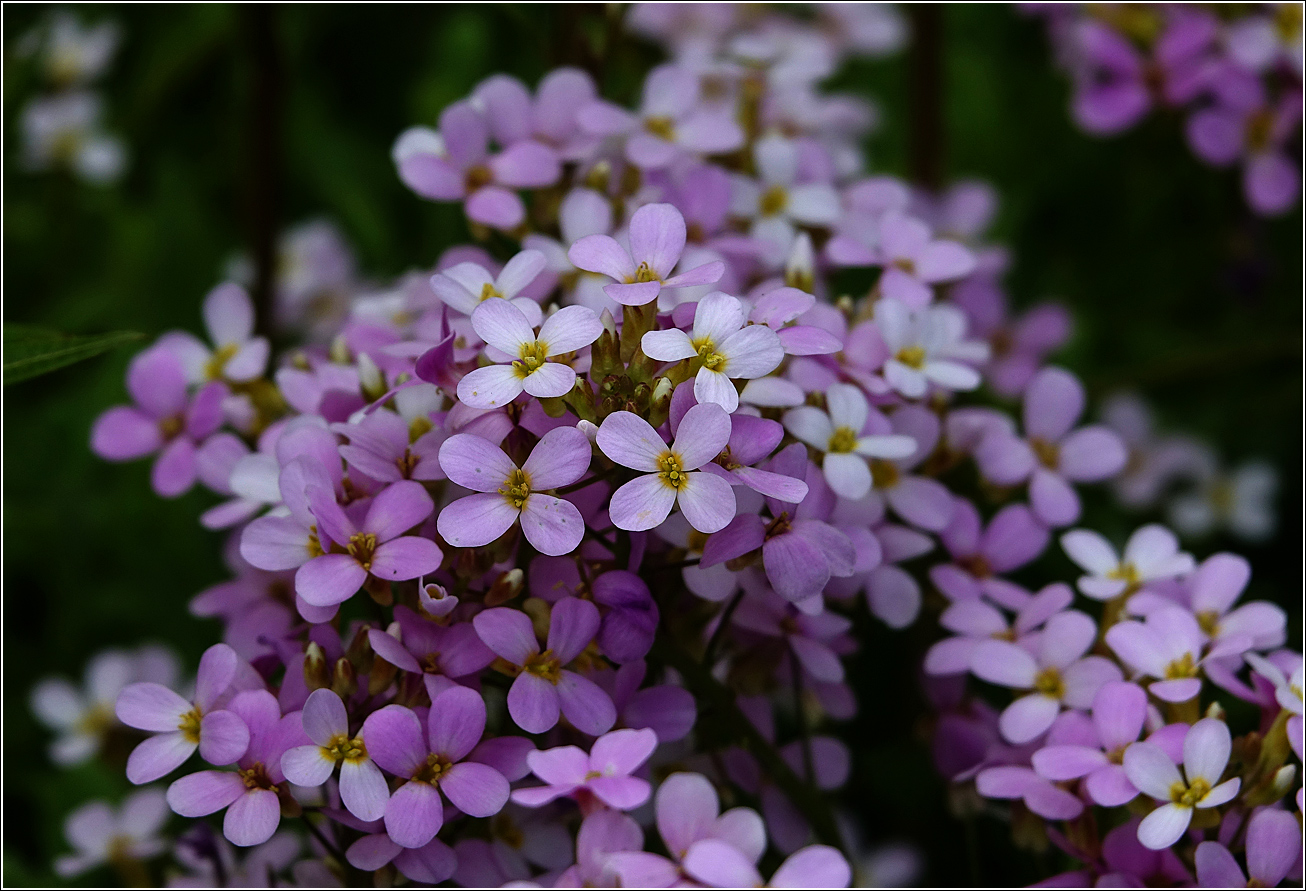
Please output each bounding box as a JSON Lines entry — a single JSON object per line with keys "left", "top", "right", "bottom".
{"left": 1062, "top": 523, "right": 1195, "bottom": 601}
{"left": 1123, "top": 717, "right": 1241, "bottom": 850}
{"left": 1030, "top": 680, "right": 1157, "bottom": 806}
{"left": 924, "top": 583, "right": 1071, "bottom": 676}
{"left": 1067, "top": 20, "right": 1152, "bottom": 135}
{"left": 296, "top": 480, "right": 442, "bottom": 608}
{"left": 556, "top": 808, "right": 643, "bottom": 886}
{"left": 642, "top": 291, "right": 784, "bottom": 412}
{"left": 975, "top": 366, "right": 1127, "bottom": 527}
{"left": 280, "top": 689, "right": 389, "bottom": 823}
{"left": 437, "top": 427, "right": 590, "bottom": 555}
{"left": 598, "top": 402, "right": 736, "bottom": 534}
{"left": 873, "top": 212, "right": 977, "bottom": 308}
{"left": 166, "top": 689, "right": 310, "bottom": 847}
{"left": 335, "top": 408, "right": 446, "bottom": 483}
{"left": 928, "top": 500, "right": 1050, "bottom": 609}
{"left": 975, "top": 764, "right": 1085, "bottom": 821}
{"left": 161, "top": 283, "right": 270, "bottom": 383}
{"left": 456, "top": 298, "right": 602, "bottom": 408}
{"left": 360, "top": 687, "right": 510, "bottom": 849}
{"left": 116, "top": 643, "right": 250, "bottom": 784}
{"left": 971, "top": 610, "right": 1122, "bottom": 743}
{"left": 730, "top": 134, "right": 841, "bottom": 256}
{"left": 90, "top": 345, "right": 226, "bottom": 498}
{"left": 472, "top": 597, "right": 616, "bottom": 735}
{"left": 55, "top": 788, "right": 169, "bottom": 877}
{"left": 782, "top": 382, "right": 916, "bottom": 500}
{"left": 1106, "top": 605, "right": 1252, "bottom": 703}
{"left": 511, "top": 727, "right": 658, "bottom": 811}
{"left": 568, "top": 203, "right": 725, "bottom": 306}
{"left": 577, "top": 64, "right": 745, "bottom": 169}
{"left": 683, "top": 840, "right": 852, "bottom": 888}
{"left": 731, "top": 587, "right": 852, "bottom": 683}
{"left": 396, "top": 101, "right": 561, "bottom": 230}
{"left": 1195, "top": 808, "right": 1302, "bottom": 887}
{"left": 608, "top": 772, "right": 766, "bottom": 887}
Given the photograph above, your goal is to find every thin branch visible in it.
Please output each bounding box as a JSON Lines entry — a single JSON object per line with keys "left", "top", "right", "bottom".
{"left": 702, "top": 587, "right": 747, "bottom": 668}
{"left": 791, "top": 660, "right": 815, "bottom": 784}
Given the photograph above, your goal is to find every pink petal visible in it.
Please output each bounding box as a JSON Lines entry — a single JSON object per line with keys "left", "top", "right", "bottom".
{"left": 385, "top": 781, "right": 444, "bottom": 849}
{"left": 440, "top": 761, "right": 510, "bottom": 817}
{"left": 508, "top": 672, "right": 561, "bottom": 734}
{"left": 296, "top": 554, "right": 368, "bottom": 607}
{"left": 610, "top": 474, "right": 677, "bottom": 532}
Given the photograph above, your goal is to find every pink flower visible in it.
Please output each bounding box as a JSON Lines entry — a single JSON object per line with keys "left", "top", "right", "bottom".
{"left": 1123, "top": 717, "right": 1241, "bottom": 850}
{"left": 456, "top": 298, "right": 602, "bottom": 408}
{"left": 568, "top": 203, "right": 725, "bottom": 306}
{"left": 598, "top": 402, "right": 736, "bottom": 534}
{"left": 437, "top": 426, "right": 590, "bottom": 555}
{"left": 280, "top": 689, "right": 389, "bottom": 823}
{"left": 512, "top": 727, "right": 658, "bottom": 811}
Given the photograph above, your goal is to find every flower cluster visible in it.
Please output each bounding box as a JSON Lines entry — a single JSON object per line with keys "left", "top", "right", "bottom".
{"left": 35, "top": 3, "right": 1300, "bottom": 888}
{"left": 1029, "top": 2, "right": 1303, "bottom": 216}
{"left": 14, "top": 8, "right": 126, "bottom": 184}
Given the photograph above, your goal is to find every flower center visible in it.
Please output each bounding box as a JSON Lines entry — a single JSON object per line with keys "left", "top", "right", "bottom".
{"left": 1034, "top": 667, "right": 1065, "bottom": 699}
{"left": 492, "top": 813, "right": 525, "bottom": 849}
{"left": 466, "top": 165, "right": 495, "bottom": 191}
{"left": 499, "top": 468, "right": 532, "bottom": 509}
{"left": 759, "top": 185, "right": 789, "bottom": 216}
{"left": 693, "top": 337, "right": 726, "bottom": 371}
{"left": 158, "top": 414, "right": 185, "bottom": 440}
{"left": 396, "top": 448, "right": 421, "bottom": 478}
{"left": 512, "top": 340, "right": 550, "bottom": 379}
{"left": 1030, "top": 437, "right": 1060, "bottom": 470}
{"left": 239, "top": 762, "right": 277, "bottom": 791}
{"left": 1277, "top": 2, "right": 1302, "bottom": 40}
{"left": 957, "top": 554, "right": 992, "bottom": 578}
{"left": 479, "top": 282, "right": 504, "bottom": 302}
{"left": 894, "top": 258, "right": 917, "bottom": 275}
{"left": 870, "top": 459, "right": 900, "bottom": 490}
{"left": 1245, "top": 109, "right": 1275, "bottom": 153}
{"left": 827, "top": 426, "right": 858, "bottom": 454}
{"left": 1165, "top": 652, "right": 1198, "bottom": 680}
{"left": 177, "top": 707, "right": 203, "bottom": 744}
{"left": 205, "top": 343, "right": 240, "bottom": 380}
{"left": 1106, "top": 562, "right": 1140, "bottom": 586}
{"left": 658, "top": 453, "right": 688, "bottom": 489}
{"left": 324, "top": 733, "right": 368, "bottom": 764}
{"left": 524, "top": 649, "right": 563, "bottom": 684}
{"left": 1196, "top": 610, "right": 1221, "bottom": 636}
{"left": 1169, "top": 776, "right": 1211, "bottom": 808}
{"left": 307, "top": 525, "right": 325, "bottom": 559}
{"left": 632, "top": 261, "right": 661, "bottom": 284}
{"left": 413, "top": 752, "right": 454, "bottom": 786}
{"left": 348, "top": 532, "right": 378, "bottom": 570}
{"left": 644, "top": 116, "right": 676, "bottom": 140}
{"left": 895, "top": 345, "right": 926, "bottom": 369}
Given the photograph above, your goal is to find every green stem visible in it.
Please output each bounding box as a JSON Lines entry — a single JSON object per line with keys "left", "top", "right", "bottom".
{"left": 652, "top": 633, "right": 849, "bottom": 858}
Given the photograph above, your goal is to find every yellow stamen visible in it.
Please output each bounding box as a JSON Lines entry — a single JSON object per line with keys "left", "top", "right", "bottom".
{"left": 644, "top": 116, "right": 676, "bottom": 140}
{"left": 177, "top": 707, "right": 203, "bottom": 744}
{"left": 895, "top": 345, "right": 926, "bottom": 369}
{"left": 759, "top": 185, "right": 788, "bottom": 216}
{"left": 347, "top": 532, "right": 378, "bottom": 570}
{"left": 1034, "top": 667, "right": 1065, "bottom": 699}
{"left": 523, "top": 649, "right": 563, "bottom": 684}
{"left": 658, "top": 453, "right": 688, "bottom": 490}
{"left": 512, "top": 340, "right": 550, "bottom": 379}
{"left": 1169, "top": 776, "right": 1211, "bottom": 807}
{"left": 499, "top": 468, "right": 532, "bottom": 509}
{"left": 827, "top": 426, "right": 858, "bottom": 454}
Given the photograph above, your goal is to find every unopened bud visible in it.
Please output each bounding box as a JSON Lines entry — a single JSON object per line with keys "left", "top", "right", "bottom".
{"left": 346, "top": 625, "right": 374, "bottom": 673}
{"left": 419, "top": 581, "right": 459, "bottom": 619}
{"left": 522, "top": 596, "right": 552, "bottom": 640}
{"left": 303, "top": 643, "right": 330, "bottom": 691}
{"left": 368, "top": 656, "right": 398, "bottom": 696}
{"left": 1204, "top": 701, "right": 1226, "bottom": 721}
{"left": 584, "top": 160, "right": 612, "bottom": 193}
{"left": 357, "top": 353, "right": 386, "bottom": 401}
{"left": 784, "top": 232, "right": 816, "bottom": 293}
{"left": 329, "top": 334, "right": 351, "bottom": 365}
{"left": 331, "top": 657, "right": 357, "bottom": 699}
{"left": 1271, "top": 764, "right": 1297, "bottom": 797}
{"left": 486, "top": 568, "right": 525, "bottom": 607}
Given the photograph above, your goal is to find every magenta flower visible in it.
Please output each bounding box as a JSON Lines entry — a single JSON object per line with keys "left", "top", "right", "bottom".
{"left": 54, "top": 789, "right": 169, "bottom": 877}
{"left": 642, "top": 291, "right": 784, "bottom": 412}
{"left": 166, "top": 689, "right": 309, "bottom": 847}
{"left": 280, "top": 689, "right": 389, "bottom": 823}
{"left": 1195, "top": 808, "right": 1302, "bottom": 887}
{"left": 577, "top": 63, "right": 745, "bottom": 169}
{"left": 608, "top": 772, "right": 765, "bottom": 886}
{"left": 971, "top": 610, "right": 1122, "bottom": 743}
{"left": 360, "top": 687, "right": 510, "bottom": 849}
{"left": 437, "top": 426, "right": 590, "bottom": 555}
{"left": 396, "top": 100, "right": 561, "bottom": 229}
{"left": 115, "top": 643, "right": 250, "bottom": 784}
{"left": 90, "top": 345, "right": 226, "bottom": 498}
{"left": 568, "top": 203, "right": 725, "bottom": 306}
{"left": 598, "top": 401, "right": 735, "bottom": 534}
{"left": 511, "top": 727, "right": 658, "bottom": 811}
{"left": 975, "top": 366, "right": 1127, "bottom": 526}
{"left": 1030, "top": 680, "right": 1155, "bottom": 806}
{"left": 296, "top": 480, "right": 442, "bottom": 608}
{"left": 472, "top": 597, "right": 616, "bottom": 735}
{"left": 1123, "top": 717, "right": 1241, "bottom": 850}
{"left": 783, "top": 383, "right": 916, "bottom": 500}
{"left": 456, "top": 298, "right": 601, "bottom": 409}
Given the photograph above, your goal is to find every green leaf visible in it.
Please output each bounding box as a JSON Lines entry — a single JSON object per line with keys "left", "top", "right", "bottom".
{"left": 3, "top": 325, "right": 144, "bottom": 385}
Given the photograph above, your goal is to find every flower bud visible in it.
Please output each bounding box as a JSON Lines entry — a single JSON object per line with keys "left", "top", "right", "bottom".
{"left": 303, "top": 643, "right": 330, "bottom": 691}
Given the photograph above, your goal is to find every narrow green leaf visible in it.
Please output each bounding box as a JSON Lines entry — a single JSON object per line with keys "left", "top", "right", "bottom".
{"left": 3, "top": 325, "right": 144, "bottom": 385}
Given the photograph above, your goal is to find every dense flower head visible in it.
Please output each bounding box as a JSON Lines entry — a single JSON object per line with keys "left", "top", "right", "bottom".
{"left": 48, "top": 3, "right": 1303, "bottom": 887}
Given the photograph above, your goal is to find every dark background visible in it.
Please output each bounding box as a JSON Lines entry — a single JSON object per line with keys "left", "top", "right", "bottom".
{"left": 3, "top": 5, "right": 1300, "bottom": 886}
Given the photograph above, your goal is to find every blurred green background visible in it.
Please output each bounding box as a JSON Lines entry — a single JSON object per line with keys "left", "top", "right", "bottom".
{"left": 3, "top": 4, "right": 1300, "bottom": 886}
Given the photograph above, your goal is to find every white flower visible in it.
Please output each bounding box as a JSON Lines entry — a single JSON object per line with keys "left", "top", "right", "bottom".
{"left": 1061, "top": 524, "right": 1196, "bottom": 601}
{"left": 875, "top": 297, "right": 988, "bottom": 398}
{"left": 1123, "top": 718, "right": 1241, "bottom": 850}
